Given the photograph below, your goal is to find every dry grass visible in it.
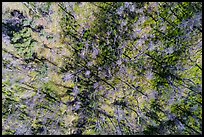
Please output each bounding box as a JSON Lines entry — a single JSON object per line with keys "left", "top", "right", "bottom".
{"left": 2, "top": 2, "right": 30, "bottom": 18}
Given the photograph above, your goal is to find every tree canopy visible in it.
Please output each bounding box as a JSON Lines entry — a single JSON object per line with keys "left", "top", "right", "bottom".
{"left": 2, "top": 2, "right": 202, "bottom": 135}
